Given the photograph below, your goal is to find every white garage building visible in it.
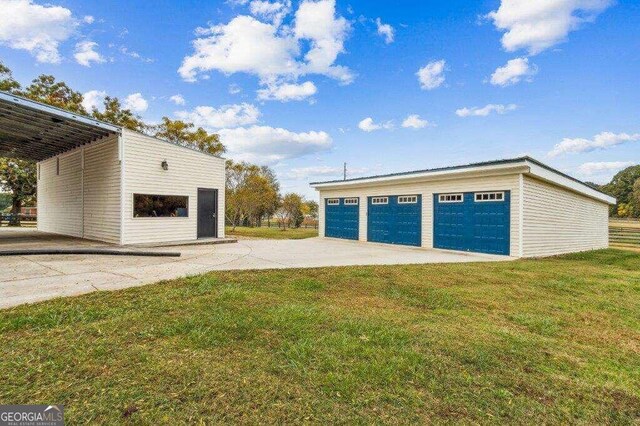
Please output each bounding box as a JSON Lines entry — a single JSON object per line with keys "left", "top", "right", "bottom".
{"left": 311, "top": 158, "right": 615, "bottom": 258}
{"left": 0, "top": 92, "right": 225, "bottom": 245}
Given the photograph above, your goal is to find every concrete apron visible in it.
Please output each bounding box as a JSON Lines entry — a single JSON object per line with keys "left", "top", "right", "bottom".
{"left": 0, "top": 237, "right": 511, "bottom": 309}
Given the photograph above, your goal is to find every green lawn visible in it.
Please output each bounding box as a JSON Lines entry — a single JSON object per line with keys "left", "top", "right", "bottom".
{"left": 226, "top": 225, "right": 318, "bottom": 239}
{"left": 1, "top": 249, "right": 639, "bottom": 423}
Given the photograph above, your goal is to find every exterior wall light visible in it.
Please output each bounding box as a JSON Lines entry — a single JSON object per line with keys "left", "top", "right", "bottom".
{"left": 161, "top": 160, "right": 169, "bottom": 171}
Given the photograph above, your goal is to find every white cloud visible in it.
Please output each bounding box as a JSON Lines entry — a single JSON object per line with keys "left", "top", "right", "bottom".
{"left": 119, "top": 46, "right": 155, "bottom": 63}
{"left": 578, "top": 161, "right": 635, "bottom": 176}
{"left": 455, "top": 103, "right": 517, "bottom": 117}
{"left": 487, "top": 0, "right": 612, "bottom": 55}
{"left": 124, "top": 93, "right": 148, "bottom": 113}
{"left": 0, "top": 0, "right": 77, "bottom": 63}
{"left": 489, "top": 57, "right": 537, "bottom": 86}
{"left": 375, "top": 18, "right": 394, "bottom": 44}
{"left": 401, "top": 114, "right": 430, "bottom": 129}
{"left": 219, "top": 125, "right": 332, "bottom": 164}
{"left": 548, "top": 132, "right": 640, "bottom": 157}
{"left": 249, "top": 0, "right": 291, "bottom": 26}
{"left": 169, "top": 94, "right": 186, "bottom": 105}
{"left": 178, "top": 0, "right": 353, "bottom": 97}
{"left": 417, "top": 59, "right": 446, "bottom": 90}
{"left": 73, "top": 40, "right": 105, "bottom": 67}
{"left": 286, "top": 165, "right": 369, "bottom": 179}
{"left": 179, "top": 15, "right": 299, "bottom": 82}
{"left": 293, "top": 0, "right": 352, "bottom": 83}
{"left": 257, "top": 80, "right": 317, "bottom": 101}
{"left": 81, "top": 90, "right": 106, "bottom": 112}
{"left": 358, "top": 117, "right": 393, "bottom": 132}
{"left": 83, "top": 15, "right": 95, "bottom": 24}
{"left": 176, "top": 103, "right": 261, "bottom": 129}
{"left": 229, "top": 83, "right": 242, "bottom": 94}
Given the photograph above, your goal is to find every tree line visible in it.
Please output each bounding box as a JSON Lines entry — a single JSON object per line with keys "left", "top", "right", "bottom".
{"left": 0, "top": 62, "right": 316, "bottom": 228}
{"left": 225, "top": 160, "right": 318, "bottom": 230}
{"left": 590, "top": 165, "right": 640, "bottom": 218}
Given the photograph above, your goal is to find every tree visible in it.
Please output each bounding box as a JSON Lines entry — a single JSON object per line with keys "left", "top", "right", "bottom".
{"left": 0, "top": 158, "right": 37, "bottom": 225}
{"left": 617, "top": 203, "right": 632, "bottom": 218}
{"left": 633, "top": 178, "right": 640, "bottom": 216}
{"left": 601, "top": 165, "right": 640, "bottom": 217}
{"left": 305, "top": 200, "right": 318, "bottom": 228}
{"left": 225, "top": 161, "right": 280, "bottom": 229}
{"left": 22, "top": 75, "right": 87, "bottom": 114}
{"left": 0, "top": 192, "right": 11, "bottom": 212}
{"left": 91, "top": 96, "right": 147, "bottom": 132}
{"left": 277, "top": 193, "right": 304, "bottom": 229}
{"left": 154, "top": 117, "right": 225, "bottom": 156}
{"left": 0, "top": 62, "right": 20, "bottom": 93}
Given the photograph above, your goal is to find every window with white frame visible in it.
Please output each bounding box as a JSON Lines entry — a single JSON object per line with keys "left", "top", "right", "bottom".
{"left": 438, "top": 193, "right": 463, "bottom": 203}
{"left": 327, "top": 199, "right": 339, "bottom": 205}
{"left": 398, "top": 195, "right": 418, "bottom": 204}
{"left": 344, "top": 198, "right": 359, "bottom": 205}
{"left": 474, "top": 192, "right": 504, "bottom": 202}
{"left": 371, "top": 197, "right": 388, "bottom": 205}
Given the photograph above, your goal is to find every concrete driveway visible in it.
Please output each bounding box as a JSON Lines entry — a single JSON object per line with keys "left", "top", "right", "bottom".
{"left": 0, "top": 232, "right": 510, "bottom": 309}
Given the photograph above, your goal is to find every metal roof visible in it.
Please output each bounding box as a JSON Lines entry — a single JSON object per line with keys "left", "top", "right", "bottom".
{"left": 0, "top": 91, "right": 120, "bottom": 161}
{"left": 310, "top": 156, "right": 615, "bottom": 203}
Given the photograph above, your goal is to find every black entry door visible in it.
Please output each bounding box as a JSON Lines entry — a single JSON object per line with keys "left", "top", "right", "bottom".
{"left": 197, "top": 188, "right": 218, "bottom": 238}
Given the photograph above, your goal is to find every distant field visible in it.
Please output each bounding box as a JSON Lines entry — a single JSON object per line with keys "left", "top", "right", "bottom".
{"left": 226, "top": 226, "right": 318, "bottom": 240}
{"left": 609, "top": 219, "right": 640, "bottom": 250}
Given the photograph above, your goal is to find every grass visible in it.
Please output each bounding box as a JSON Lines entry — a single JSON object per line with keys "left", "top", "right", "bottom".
{"left": 226, "top": 225, "right": 318, "bottom": 239}
{"left": 1, "top": 249, "right": 640, "bottom": 423}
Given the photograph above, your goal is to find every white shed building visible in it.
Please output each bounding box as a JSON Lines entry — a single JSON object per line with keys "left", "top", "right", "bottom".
{"left": 1, "top": 92, "right": 225, "bottom": 245}
{"left": 310, "top": 158, "right": 615, "bottom": 258}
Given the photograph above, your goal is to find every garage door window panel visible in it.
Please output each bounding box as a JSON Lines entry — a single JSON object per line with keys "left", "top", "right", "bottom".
{"left": 475, "top": 192, "right": 505, "bottom": 202}
{"left": 439, "top": 193, "right": 463, "bottom": 203}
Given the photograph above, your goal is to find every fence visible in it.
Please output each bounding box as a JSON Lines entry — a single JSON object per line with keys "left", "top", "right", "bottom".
{"left": 0, "top": 213, "right": 37, "bottom": 227}
{"left": 609, "top": 219, "right": 640, "bottom": 249}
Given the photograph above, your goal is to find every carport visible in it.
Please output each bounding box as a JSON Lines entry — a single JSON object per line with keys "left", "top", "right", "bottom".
{"left": 0, "top": 91, "right": 120, "bottom": 248}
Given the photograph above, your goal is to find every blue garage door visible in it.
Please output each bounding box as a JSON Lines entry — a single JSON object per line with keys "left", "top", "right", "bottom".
{"left": 367, "top": 195, "right": 422, "bottom": 246}
{"left": 434, "top": 191, "right": 510, "bottom": 255}
{"left": 325, "top": 198, "right": 359, "bottom": 240}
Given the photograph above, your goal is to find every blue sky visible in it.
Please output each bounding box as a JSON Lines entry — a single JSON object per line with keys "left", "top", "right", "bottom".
{"left": 2, "top": 0, "right": 639, "bottom": 198}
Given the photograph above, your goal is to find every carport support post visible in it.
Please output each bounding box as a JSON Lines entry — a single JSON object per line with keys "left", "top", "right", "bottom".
{"left": 118, "top": 132, "right": 125, "bottom": 245}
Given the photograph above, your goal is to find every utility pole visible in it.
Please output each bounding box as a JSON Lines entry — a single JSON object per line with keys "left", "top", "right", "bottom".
{"left": 343, "top": 162, "right": 347, "bottom": 180}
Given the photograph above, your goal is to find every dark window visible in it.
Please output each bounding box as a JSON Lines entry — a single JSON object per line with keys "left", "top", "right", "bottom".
{"left": 133, "top": 194, "right": 189, "bottom": 218}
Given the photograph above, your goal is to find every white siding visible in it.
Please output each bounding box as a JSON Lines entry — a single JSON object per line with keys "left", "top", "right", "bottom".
{"left": 82, "top": 135, "right": 121, "bottom": 243}
{"left": 121, "top": 130, "right": 225, "bottom": 244}
{"left": 37, "top": 135, "right": 121, "bottom": 242}
{"left": 522, "top": 175, "right": 608, "bottom": 257}
{"left": 318, "top": 173, "right": 521, "bottom": 256}
{"left": 37, "top": 150, "right": 83, "bottom": 237}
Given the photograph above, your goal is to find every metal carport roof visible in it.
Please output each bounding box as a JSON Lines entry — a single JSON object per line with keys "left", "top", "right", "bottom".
{"left": 0, "top": 91, "right": 120, "bottom": 161}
